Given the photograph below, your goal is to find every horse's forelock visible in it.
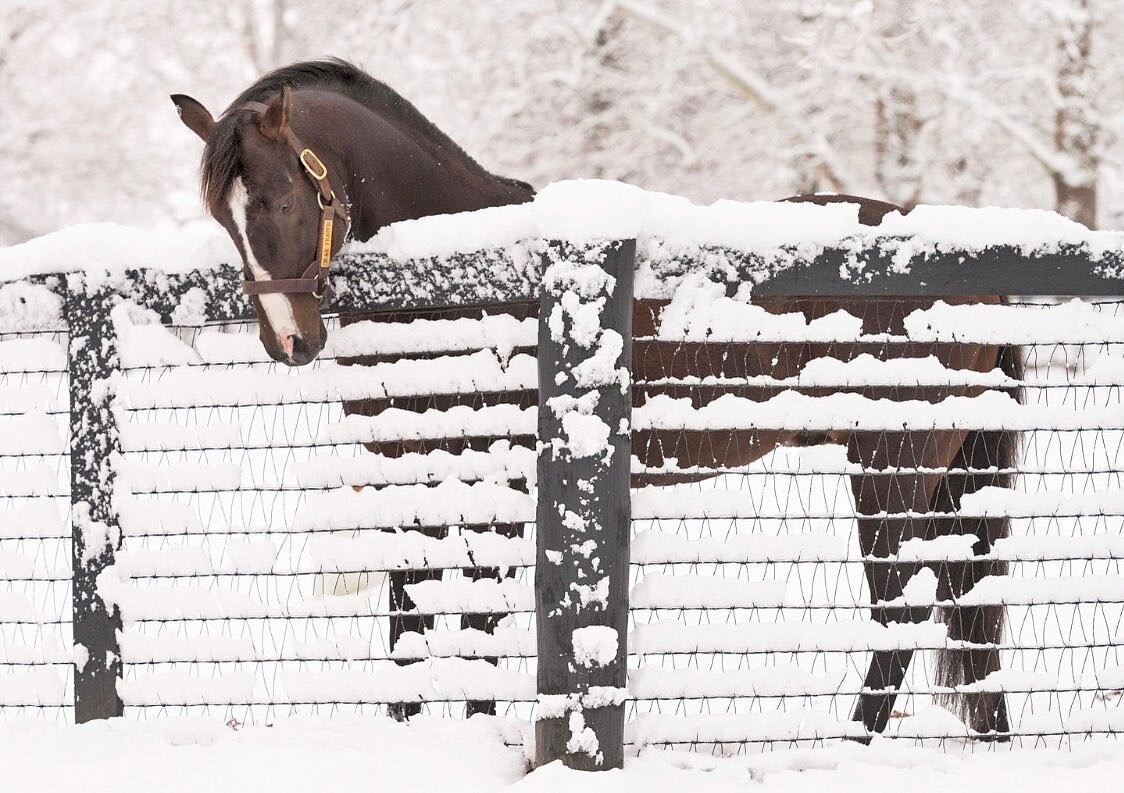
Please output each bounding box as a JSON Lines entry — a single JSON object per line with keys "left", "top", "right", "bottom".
{"left": 200, "top": 117, "right": 244, "bottom": 217}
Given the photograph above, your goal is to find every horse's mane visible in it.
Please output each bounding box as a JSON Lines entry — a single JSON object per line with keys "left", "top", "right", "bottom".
{"left": 201, "top": 58, "right": 531, "bottom": 215}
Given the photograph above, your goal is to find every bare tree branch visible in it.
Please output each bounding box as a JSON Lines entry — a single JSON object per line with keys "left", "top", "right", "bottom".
{"left": 613, "top": 0, "right": 852, "bottom": 191}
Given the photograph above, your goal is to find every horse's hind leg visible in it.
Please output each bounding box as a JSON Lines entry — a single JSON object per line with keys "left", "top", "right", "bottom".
{"left": 848, "top": 430, "right": 951, "bottom": 737}
{"left": 929, "top": 428, "right": 1013, "bottom": 737}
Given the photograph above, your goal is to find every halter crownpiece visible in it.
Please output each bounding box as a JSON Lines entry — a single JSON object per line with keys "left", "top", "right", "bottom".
{"left": 238, "top": 100, "right": 349, "bottom": 299}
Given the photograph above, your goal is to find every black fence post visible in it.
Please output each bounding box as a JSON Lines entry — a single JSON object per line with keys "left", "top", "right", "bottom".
{"left": 535, "top": 239, "right": 634, "bottom": 770}
{"left": 67, "top": 277, "right": 124, "bottom": 722}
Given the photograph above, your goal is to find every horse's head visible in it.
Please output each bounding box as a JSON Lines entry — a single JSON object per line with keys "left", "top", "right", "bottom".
{"left": 172, "top": 87, "right": 345, "bottom": 366}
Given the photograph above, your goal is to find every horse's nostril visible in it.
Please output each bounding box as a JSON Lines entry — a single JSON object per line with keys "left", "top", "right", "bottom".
{"left": 289, "top": 334, "right": 309, "bottom": 360}
{"left": 279, "top": 332, "right": 302, "bottom": 358}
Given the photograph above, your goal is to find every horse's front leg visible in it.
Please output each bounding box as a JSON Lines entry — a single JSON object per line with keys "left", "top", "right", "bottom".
{"left": 461, "top": 519, "right": 524, "bottom": 717}
{"left": 387, "top": 525, "right": 444, "bottom": 721}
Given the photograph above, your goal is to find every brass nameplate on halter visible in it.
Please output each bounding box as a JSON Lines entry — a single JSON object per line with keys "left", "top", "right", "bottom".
{"left": 320, "top": 219, "right": 334, "bottom": 268}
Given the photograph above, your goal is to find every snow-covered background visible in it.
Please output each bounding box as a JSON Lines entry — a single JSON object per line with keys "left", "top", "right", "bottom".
{"left": 5, "top": 0, "right": 1124, "bottom": 786}
{"left": 1, "top": 0, "right": 1121, "bottom": 244}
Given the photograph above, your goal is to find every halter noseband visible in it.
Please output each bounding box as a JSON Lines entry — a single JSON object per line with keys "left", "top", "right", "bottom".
{"left": 238, "top": 101, "right": 349, "bottom": 300}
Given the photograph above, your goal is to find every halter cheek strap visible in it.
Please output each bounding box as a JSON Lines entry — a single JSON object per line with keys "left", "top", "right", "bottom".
{"left": 238, "top": 101, "right": 349, "bottom": 299}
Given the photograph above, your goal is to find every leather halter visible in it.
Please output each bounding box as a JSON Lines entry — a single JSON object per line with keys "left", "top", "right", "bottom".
{"left": 237, "top": 101, "right": 349, "bottom": 299}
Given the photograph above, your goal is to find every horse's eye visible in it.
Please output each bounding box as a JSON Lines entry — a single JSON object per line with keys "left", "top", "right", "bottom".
{"left": 280, "top": 196, "right": 294, "bottom": 214}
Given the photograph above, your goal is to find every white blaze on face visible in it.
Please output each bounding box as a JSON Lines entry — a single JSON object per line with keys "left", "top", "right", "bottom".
{"left": 228, "top": 178, "right": 298, "bottom": 356}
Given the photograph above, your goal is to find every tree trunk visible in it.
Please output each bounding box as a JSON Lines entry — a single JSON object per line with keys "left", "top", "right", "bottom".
{"left": 873, "top": 0, "right": 923, "bottom": 209}
{"left": 585, "top": 15, "right": 624, "bottom": 179}
{"left": 240, "top": 0, "right": 290, "bottom": 74}
{"left": 1053, "top": 0, "right": 1098, "bottom": 228}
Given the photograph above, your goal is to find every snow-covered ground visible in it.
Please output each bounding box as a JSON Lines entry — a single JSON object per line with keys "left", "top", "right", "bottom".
{"left": 4, "top": 716, "right": 1123, "bottom": 793}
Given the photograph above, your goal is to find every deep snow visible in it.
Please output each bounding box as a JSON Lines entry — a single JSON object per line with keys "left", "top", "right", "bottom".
{"left": 3, "top": 717, "right": 1122, "bottom": 793}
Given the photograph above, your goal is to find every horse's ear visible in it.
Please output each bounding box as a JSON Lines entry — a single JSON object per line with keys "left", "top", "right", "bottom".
{"left": 170, "top": 94, "right": 215, "bottom": 142}
{"left": 257, "top": 85, "right": 292, "bottom": 142}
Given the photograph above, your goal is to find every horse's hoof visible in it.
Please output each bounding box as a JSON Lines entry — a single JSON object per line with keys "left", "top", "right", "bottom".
{"left": 974, "top": 731, "right": 1011, "bottom": 743}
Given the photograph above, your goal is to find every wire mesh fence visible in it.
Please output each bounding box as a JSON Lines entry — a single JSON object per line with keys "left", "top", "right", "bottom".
{"left": 0, "top": 323, "right": 72, "bottom": 721}
{"left": 625, "top": 295, "right": 1124, "bottom": 751}
{"left": 1, "top": 237, "right": 1123, "bottom": 761}
{"left": 113, "top": 313, "right": 537, "bottom": 724}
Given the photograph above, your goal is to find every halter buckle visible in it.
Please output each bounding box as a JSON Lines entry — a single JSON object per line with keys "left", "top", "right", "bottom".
{"left": 312, "top": 271, "right": 328, "bottom": 300}
{"left": 300, "top": 148, "right": 328, "bottom": 181}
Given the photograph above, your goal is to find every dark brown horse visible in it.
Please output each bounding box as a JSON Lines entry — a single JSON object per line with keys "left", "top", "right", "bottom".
{"left": 173, "top": 59, "right": 1017, "bottom": 737}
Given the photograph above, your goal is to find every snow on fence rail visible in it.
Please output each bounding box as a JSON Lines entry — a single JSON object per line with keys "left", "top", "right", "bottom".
{"left": 4, "top": 182, "right": 1124, "bottom": 768}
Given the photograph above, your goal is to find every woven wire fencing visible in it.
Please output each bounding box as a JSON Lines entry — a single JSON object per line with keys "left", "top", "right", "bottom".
{"left": 107, "top": 292, "right": 1124, "bottom": 748}
{"left": 0, "top": 318, "right": 71, "bottom": 721}
{"left": 626, "top": 294, "right": 1124, "bottom": 751}
{"left": 1, "top": 252, "right": 1123, "bottom": 757}
{"left": 113, "top": 308, "right": 538, "bottom": 725}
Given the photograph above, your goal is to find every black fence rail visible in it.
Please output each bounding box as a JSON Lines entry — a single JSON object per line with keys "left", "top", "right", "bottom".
{"left": 3, "top": 203, "right": 1124, "bottom": 769}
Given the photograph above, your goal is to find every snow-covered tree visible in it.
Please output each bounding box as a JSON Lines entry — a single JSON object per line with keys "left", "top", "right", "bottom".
{"left": 2, "top": 0, "right": 1123, "bottom": 244}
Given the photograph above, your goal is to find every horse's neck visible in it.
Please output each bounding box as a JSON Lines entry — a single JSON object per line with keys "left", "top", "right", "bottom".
{"left": 324, "top": 98, "right": 533, "bottom": 242}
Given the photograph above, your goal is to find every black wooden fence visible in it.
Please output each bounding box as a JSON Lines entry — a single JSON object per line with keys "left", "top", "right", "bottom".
{"left": 4, "top": 223, "right": 1124, "bottom": 770}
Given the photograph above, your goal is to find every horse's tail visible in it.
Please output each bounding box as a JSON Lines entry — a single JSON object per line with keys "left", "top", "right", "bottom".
{"left": 931, "top": 342, "right": 1022, "bottom": 732}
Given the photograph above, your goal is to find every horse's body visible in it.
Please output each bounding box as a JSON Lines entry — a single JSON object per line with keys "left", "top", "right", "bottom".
{"left": 174, "top": 60, "right": 1017, "bottom": 735}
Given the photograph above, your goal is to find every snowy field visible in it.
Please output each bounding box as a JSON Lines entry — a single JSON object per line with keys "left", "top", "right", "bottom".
{"left": 3, "top": 717, "right": 1123, "bottom": 793}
